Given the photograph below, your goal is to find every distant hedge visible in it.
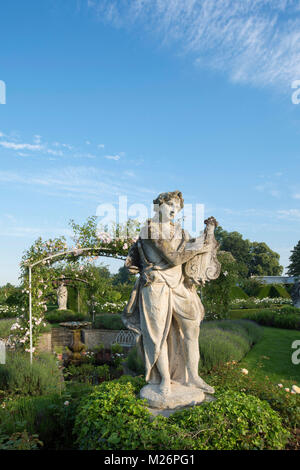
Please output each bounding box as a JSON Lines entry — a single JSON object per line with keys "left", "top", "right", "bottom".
{"left": 93, "top": 314, "right": 125, "bottom": 330}
{"left": 258, "top": 284, "right": 290, "bottom": 299}
{"left": 242, "top": 310, "right": 300, "bottom": 330}
{"left": 229, "top": 286, "right": 248, "bottom": 300}
{"left": 45, "top": 309, "right": 88, "bottom": 324}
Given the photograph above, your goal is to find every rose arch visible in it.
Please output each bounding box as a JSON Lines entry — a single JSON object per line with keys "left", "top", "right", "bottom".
{"left": 10, "top": 217, "right": 139, "bottom": 363}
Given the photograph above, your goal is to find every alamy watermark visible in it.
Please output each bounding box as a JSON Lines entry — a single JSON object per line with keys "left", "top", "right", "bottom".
{"left": 0, "top": 80, "right": 6, "bottom": 104}
{"left": 291, "top": 80, "right": 300, "bottom": 104}
{"left": 96, "top": 195, "right": 205, "bottom": 239}
{"left": 292, "top": 340, "right": 300, "bottom": 365}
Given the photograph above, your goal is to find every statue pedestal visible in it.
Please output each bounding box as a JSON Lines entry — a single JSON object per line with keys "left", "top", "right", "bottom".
{"left": 140, "top": 383, "right": 206, "bottom": 410}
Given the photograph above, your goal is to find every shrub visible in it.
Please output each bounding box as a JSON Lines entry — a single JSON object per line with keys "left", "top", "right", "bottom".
{"left": 0, "top": 382, "right": 92, "bottom": 450}
{"left": 203, "top": 319, "right": 262, "bottom": 345}
{"left": 230, "top": 297, "right": 292, "bottom": 310}
{"left": 126, "top": 346, "right": 145, "bottom": 375}
{"left": 258, "top": 284, "right": 290, "bottom": 299}
{"left": 74, "top": 379, "right": 195, "bottom": 450}
{"left": 201, "top": 251, "right": 239, "bottom": 318}
{"left": 169, "top": 390, "right": 290, "bottom": 450}
{"left": 199, "top": 328, "right": 251, "bottom": 372}
{"left": 243, "top": 311, "right": 300, "bottom": 330}
{"left": 66, "top": 363, "right": 110, "bottom": 384}
{"left": 0, "top": 352, "right": 64, "bottom": 396}
{"left": 203, "top": 363, "right": 300, "bottom": 429}
{"left": 0, "top": 431, "right": 43, "bottom": 450}
{"left": 229, "top": 286, "right": 248, "bottom": 300}
{"left": 45, "top": 309, "right": 87, "bottom": 324}
{"left": 0, "top": 319, "right": 15, "bottom": 339}
{"left": 74, "top": 378, "right": 289, "bottom": 450}
{"left": 239, "top": 278, "right": 263, "bottom": 297}
{"left": 126, "top": 320, "right": 262, "bottom": 375}
{"left": 279, "top": 305, "right": 300, "bottom": 314}
{"left": 93, "top": 314, "right": 125, "bottom": 330}
{"left": 94, "top": 300, "right": 127, "bottom": 314}
{"left": 0, "top": 304, "right": 20, "bottom": 319}
{"left": 199, "top": 320, "right": 262, "bottom": 372}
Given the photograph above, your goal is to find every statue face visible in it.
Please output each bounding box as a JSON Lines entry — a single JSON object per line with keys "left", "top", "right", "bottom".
{"left": 158, "top": 198, "right": 182, "bottom": 222}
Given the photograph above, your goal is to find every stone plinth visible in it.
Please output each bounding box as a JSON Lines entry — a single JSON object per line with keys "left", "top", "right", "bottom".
{"left": 140, "top": 383, "right": 206, "bottom": 410}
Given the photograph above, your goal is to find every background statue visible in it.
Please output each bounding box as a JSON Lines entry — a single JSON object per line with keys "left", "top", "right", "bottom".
{"left": 122, "top": 190, "right": 220, "bottom": 408}
{"left": 57, "top": 280, "right": 68, "bottom": 310}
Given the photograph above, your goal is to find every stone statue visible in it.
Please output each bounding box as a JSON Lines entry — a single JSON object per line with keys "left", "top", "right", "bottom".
{"left": 57, "top": 281, "right": 68, "bottom": 310}
{"left": 291, "top": 280, "right": 300, "bottom": 308}
{"left": 122, "top": 190, "right": 221, "bottom": 409}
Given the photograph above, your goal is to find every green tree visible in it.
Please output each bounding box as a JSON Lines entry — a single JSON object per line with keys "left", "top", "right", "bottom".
{"left": 113, "top": 266, "right": 134, "bottom": 285}
{"left": 201, "top": 251, "right": 239, "bottom": 319}
{"left": 287, "top": 240, "right": 300, "bottom": 276}
{"left": 248, "top": 242, "right": 283, "bottom": 276}
{"left": 215, "top": 227, "right": 282, "bottom": 277}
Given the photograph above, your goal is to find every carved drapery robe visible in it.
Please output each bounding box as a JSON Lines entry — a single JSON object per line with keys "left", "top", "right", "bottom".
{"left": 122, "top": 221, "right": 205, "bottom": 385}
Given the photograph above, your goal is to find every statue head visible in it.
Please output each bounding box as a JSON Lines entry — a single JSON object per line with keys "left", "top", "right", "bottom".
{"left": 153, "top": 190, "right": 184, "bottom": 222}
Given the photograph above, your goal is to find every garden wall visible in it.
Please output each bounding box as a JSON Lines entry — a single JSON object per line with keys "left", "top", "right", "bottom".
{"left": 82, "top": 329, "right": 120, "bottom": 349}
{"left": 36, "top": 327, "right": 122, "bottom": 352}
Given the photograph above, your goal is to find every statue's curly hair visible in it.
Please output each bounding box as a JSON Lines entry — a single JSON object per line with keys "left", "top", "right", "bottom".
{"left": 153, "top": 190, "right": 184, "bottom": 210}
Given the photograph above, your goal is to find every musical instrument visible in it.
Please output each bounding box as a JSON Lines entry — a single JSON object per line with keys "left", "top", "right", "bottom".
{"left": 184, "top": 216, "right": 221, "bottom": 286}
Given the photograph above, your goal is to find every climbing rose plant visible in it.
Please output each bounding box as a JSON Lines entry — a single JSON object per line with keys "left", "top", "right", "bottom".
{"left": 10, "top": 217, "right": 140, "bottom": 352}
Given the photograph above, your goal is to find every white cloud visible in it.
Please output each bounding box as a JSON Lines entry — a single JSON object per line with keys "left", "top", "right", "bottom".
{"left": 0, "top": 141, "right": 43, "bottom": 151}
{"left": 0, "top": 166, "right": 156, "bottom": 201}
{"left": 98, "top": 144, "right": 105, "bottom": 149}
{"left": 0, "top": 225, "right": 72, "bottom": 238}
{"left": 33, "top": 135, "right": 42, "bottom": 144}
{"left": 104, "top": 154, "right": 121, "bottom": 161}
{"left": 88, "top": 0, "right": 300, "bottom": 90}
{"left": 277, "top": 209, "right": 300, "bottom": 219}
{"left": 293, "top": 193, "right": 300, "bottom": 199}
{"left": 254, "top": 182, "right": 281, "bottom": 198}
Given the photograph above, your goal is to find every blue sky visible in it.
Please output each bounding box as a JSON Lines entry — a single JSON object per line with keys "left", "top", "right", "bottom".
{"left": 0, "top": 0, "right": 300, "bottom": 284}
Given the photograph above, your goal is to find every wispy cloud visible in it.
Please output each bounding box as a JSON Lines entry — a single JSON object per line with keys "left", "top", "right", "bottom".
{"left": 277, "top": 208, "right": 300, "bottom": 220}
{"left": 0, "top": 166, "right": 156, "bottom": 202}
{"left": 0, "top": 225, "right": 72, "bottom": 238}
{"left": 104, "top": 154, "right": 121, "bottom": 161}
{"left": 0, "top": 141, "right": 43, "bottom": 151}
{"left": 88, "top": 0, "right": 300, "bottom": 89}
{"left": 0, "top": 132, "right": 106, "bottom": 161}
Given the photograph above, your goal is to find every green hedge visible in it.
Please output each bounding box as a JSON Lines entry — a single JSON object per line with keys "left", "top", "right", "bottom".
{"left": 74, "top": 378, "right": 289, "bottom": 450}
{"left": 45, "top": 309, "right": 88, "bottom": 324}
{"left": 229, "top": 286, "right": 248, "bottom": 300}
{"left": 93, "top": 314, "right": 125, "bottom": 330}
{"left": 199, "top": 320, "right": 262, "bottom": 372}
{"left": 242, "top": 310, "right": 300, "bottom": 330}
{"left": 229, "top": 307, "right": 277, "bottom": 319}
{"left": 258, "top": 284, "right": 290, "bottom": 299}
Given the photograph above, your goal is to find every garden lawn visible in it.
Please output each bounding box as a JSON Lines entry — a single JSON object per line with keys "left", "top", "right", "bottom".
{"left": 240, "top": 326, "right": 300, "bottom": 388}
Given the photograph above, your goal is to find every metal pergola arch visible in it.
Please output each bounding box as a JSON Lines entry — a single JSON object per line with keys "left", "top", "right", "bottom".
{"left": 24, "top": 247, "right": 126, "bottom": 363}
